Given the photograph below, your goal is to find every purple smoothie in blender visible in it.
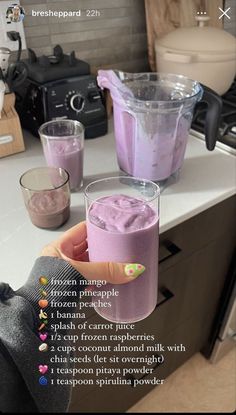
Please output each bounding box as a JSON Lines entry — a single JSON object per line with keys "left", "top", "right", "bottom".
{"left": 112, "top": 103, "right": 191, "bottom": 181}
{"left": 97, "top": 71, "right": 221, "bottom": 188}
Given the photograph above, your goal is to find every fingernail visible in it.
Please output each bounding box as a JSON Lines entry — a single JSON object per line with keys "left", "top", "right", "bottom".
{"left": 125, "top": 264, "right": 145, "bottom": 278}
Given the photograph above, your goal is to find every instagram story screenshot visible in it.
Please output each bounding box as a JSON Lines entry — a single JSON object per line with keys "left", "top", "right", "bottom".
{"left": 0, "top": 0, "right": 235, "bottom": 413}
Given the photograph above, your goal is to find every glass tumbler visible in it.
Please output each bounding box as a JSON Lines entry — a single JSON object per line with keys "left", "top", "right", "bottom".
{"left": 84, "top": 176, "right": 160, "bottom": 323}
{"left": 39, "top": 119, "right": 84, "bottom": 190}
{"left": 20, "top": 167, "right": 70, "bottom": 229}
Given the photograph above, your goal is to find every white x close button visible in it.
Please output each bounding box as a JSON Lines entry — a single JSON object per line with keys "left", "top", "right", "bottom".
{"left": 218, "top": 7, "right": 231, "bottom": 20}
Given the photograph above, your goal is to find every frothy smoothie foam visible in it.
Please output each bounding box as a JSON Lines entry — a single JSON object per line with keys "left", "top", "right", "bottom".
{"left": 87, "top": 194, "right": 159, "bottom": 323}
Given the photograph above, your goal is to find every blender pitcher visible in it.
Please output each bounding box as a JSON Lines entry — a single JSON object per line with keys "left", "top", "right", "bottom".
{"left": 97, "top": 71, "right": 222, "bottom": 186}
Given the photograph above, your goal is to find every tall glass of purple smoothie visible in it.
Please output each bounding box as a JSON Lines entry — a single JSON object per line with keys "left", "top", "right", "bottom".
{"left": 39, "top": 119, "right": 84, "bottom": 191}
{"left": 85, "top": 176, "right": 160, "bottom": 323}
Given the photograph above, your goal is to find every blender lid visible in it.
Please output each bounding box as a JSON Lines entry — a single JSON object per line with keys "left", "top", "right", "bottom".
{"left": 156, "top": 25, "right": 236, "bottom": 55}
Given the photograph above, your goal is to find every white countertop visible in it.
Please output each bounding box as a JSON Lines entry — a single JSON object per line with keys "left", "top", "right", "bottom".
{"left": 0, "top": 121, "right": 235, "bottom": 290}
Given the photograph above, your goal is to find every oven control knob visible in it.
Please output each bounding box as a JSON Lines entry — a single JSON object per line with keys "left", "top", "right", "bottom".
{"left": 70, "top": 94, "right": 84, "bottom": 112}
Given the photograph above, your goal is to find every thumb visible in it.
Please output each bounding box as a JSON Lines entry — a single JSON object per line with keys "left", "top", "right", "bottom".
{"left": 58, "top": 249, "right": 145, "bottom": 284}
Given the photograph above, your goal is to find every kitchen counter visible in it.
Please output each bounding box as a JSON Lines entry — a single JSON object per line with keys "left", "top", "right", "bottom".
{"left": 0, "top": 121, "right": 235, "bottom": 290}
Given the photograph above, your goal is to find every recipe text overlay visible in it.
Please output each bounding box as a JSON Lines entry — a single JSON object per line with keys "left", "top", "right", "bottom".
{"left": 38, "top": 277, "right": 186, "bottom": 388}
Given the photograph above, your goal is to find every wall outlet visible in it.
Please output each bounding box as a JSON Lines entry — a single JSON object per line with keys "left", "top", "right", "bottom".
{"left": 0, "top": 1, "right": 26, "bottom": 51}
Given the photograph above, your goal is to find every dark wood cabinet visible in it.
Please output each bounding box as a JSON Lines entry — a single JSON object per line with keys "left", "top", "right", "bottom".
{"left": 69, "top": 195, "right": 236, "bottom": 413}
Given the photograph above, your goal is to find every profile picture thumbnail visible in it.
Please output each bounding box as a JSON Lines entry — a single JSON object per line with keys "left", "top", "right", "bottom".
{"left": 6, "top": 4, "right": 25, "bottom": 22}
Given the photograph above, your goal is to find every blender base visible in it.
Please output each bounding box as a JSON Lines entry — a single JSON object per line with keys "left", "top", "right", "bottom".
{"left": 155, "top": 169, "right": 181, "bottom": 192}
{"left": 118, "top": 168, "right": 181, "bottom": 193}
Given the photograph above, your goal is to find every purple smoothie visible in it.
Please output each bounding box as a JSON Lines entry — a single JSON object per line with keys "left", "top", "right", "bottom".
{"left": 87, "top": 194, "right": 159, "bottom": 323}
{"left": 113, "top": 98, "right": 191, "bottom": 182}
{"left": 43, "top": 139, "right": 83, "bottom": 190}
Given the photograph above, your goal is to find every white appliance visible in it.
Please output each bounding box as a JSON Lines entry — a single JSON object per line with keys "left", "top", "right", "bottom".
{"left": 211, "top": 281, "right": 236, "bottom": 363}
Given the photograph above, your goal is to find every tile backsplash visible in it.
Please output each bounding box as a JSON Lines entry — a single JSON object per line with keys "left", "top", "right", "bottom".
{"left": 5, "top": 0, "right": 235, "bottom": 72}
{"left": 19, "top": 0, "right": 149, "bottom": 72}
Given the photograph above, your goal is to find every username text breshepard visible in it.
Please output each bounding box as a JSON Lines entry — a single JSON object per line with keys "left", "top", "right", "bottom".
{"left": 32, "top": 9, "right": 81, "bottom": 18}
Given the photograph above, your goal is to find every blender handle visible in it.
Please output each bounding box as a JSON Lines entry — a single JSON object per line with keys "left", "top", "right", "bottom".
{"left": 201, "top": 85, "right": 222, "bottom": 151}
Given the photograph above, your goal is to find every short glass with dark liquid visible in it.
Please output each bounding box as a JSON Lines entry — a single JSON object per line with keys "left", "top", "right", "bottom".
{"left": 20, "top": 167, "right": 70, "bottom": 229}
